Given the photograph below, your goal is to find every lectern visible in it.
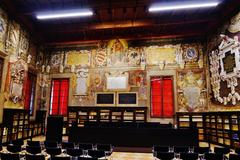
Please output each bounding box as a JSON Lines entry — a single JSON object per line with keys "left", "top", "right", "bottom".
{"left": 46, "top": 116, "right": 63, "bottom": 143}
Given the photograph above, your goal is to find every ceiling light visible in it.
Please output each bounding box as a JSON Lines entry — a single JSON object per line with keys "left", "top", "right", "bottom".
{"left": 36, "top": 9, "right": 93, "bottom": 20}
{"left": 149, "top": 1, "right": 220, "bottom": 12}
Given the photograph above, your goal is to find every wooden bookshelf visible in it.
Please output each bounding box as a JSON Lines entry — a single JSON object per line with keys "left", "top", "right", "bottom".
{"left": 67, "top": 106, "right": 147, "bottom": 130}
{"left": 2, "top": 109, "right": 30, "bottom": 143}
{"left": 176, "top": 111, "right": 240, "bottom": 148}
{"left": 176, "top": 112, "right": 205, "bottom": 142}
{"left": 29, "top": 110, "right": 47, "bottom": 137}
{"left": 1, "top": 109, "right": 46, "bottom": 144}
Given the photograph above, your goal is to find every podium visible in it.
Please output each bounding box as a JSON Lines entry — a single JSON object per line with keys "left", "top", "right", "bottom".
{"left": 46, "top": 116, "right": 63, "bottom": 143}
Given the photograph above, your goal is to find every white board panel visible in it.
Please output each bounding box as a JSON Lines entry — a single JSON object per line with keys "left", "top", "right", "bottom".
{"left": 107, "top": 76, "right": 128, "bottom": 90}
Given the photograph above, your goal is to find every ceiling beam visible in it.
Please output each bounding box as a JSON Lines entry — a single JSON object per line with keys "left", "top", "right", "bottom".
{"left": 37, "top": 18, "right": 214, "bottom": 34}
{"left": 44, "top": 27, "right": 205, "bottom": 45}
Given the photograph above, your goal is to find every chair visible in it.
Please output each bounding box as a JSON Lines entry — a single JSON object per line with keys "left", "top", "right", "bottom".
{"left": 12, "top": 139, "right": 24, "bottom": 146}
{"left": 204, "top": 153, "right": 223, "bottom": 160}
{"left": 1, "top": 153, "right": 20, "bottom": 160}
{"left": 66, "top": 148, "right": 83, "bottom": 157}
{"left": 155, "top": 152, "right": 175, "bottom": 160}
{"left": 26, "top": 146, "right": 42, "bottom": 154}
{"left": 78, "top": 143, "right": 93, "bottom": 150}
{"left": 27, "top": 140, "right": 41, "bottom": 147}
{"left": 51, "top": 157, "right": 71, "bottom": 160}
{"left": 235, "top": 148, "right": 240, "bottom": 154}
{"left": 7, "top": 144, "right": 22, "bottom": 153}
{"left": 194, "top": 146, "right": 210, "bottom": 154}
{"left": 45, "top": 147, "right": 62, "bottom": 156}
{"left": 88, "top": 149, "right": 106, "bottom": 159}
{"left": 153, "top": 145, "right": 169, "bottom": 152}
{"left": 25, "top": 154, "right": 45, "bottom": 160}
{"left": 229, "top": 154, "right": 240, "bottom": 160}
{"left": 214, "top": 146, "right": 230, "bottom": 155}
{"left": 180, "top": 152, "right": 198, "bottom": 160}
{"left": 44, "top": 141, "right": 58, "bottom": 148}
{"left": 62, "top": 141, "right": 74, "bottom": 149}
{"left": 174, "top": 146, "right": 190, "bottom": 153}
{"left": 96, "top": 144, "right": 113, "bottom": 156}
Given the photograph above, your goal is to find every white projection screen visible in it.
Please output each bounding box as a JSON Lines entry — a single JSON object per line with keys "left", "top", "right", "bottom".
{"left": 106, "top": 76, "right": 128, "bottom": 90}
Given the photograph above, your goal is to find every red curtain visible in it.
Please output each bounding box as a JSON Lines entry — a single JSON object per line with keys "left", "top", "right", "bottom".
{"left": 59, "top": 79, "right": 69, "bottom": 115}
{"left": 162, "top": 77, "right": 174, "bottom": 117}
{"left": 151, "top": 76, "right": 174, "bottom": 117}
{"left": 151, "top": 77, "right": 162, "bottom": 117}
{"left": 50, "top": 79, "right": 69, "bottom": 115}
{"left": 24, "top": 76, "right": 32, "bottom": 111}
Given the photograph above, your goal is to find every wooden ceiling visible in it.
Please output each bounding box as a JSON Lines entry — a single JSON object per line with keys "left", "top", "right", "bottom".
{"left": 1, "top": 0, "right": 240, "bottom": 45}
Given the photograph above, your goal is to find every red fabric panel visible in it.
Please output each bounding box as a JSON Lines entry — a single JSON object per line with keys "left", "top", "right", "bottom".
{"left": 50, "top": 80, "right": 60, "bottom": 115}
{"left": 24, "top": 76, "right": 31, "bottom": 110}
{"left": 162, "top": 78, "right": 174, "bottom": 117}
{"left": 59, "top": 80, "right": 69, "bottom": 115}
{"left": 50, "top": 79, "right": 69, "bottom": 116}
{"left": 151, "top": 77, "right": 162, "bottom": 117}
{"left": 151, "top": 77, "right": 174, "bottom": 118}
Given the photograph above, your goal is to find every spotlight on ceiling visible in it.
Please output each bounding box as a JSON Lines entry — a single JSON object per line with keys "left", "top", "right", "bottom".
{"left": 36, "top": 9, "right": 93, "bottom": 20}
{"left": 148, "top": 1, "right": 220, "bottom": 12}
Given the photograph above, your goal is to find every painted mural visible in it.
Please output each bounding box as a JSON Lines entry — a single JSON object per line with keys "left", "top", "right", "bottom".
{"left": 208, "top": 11, "right": 240, "bottom": 109}
{"left": 145, "top": 45, "right": 178, "bottom": 65}
{"left": 67, "top": 50, "right": 91, "bottom": 66}
{"left": 47, "top": 39, "right": 206, "bottom": 110}
{"left": 0, "top": 8, "right": 7, "bottom": 52}
{"left": 177, "top": 69, "right": 207, "bottom": 112}
{"left": 129, "top": 70, "right": 146, "bottom": 87}
{"left": 127, "top": 48, "right": 142, "bottom": 66}
{"left": 6, "top": 20, "right": 20, "bottom": 56}
{"left": 28, "top": 42, "right": 37, "bottom": 67}
{"left": 107, "top": 39, "right": 128, "bottom": 67}
{"left": 0, "top": 7, "right": 40, "bottom": 110}
{"left": 228, "top": 12, "right": 240, "bottom": 34}
{"left": 19, "top": 30, "right": 29, "bottom": 57}
{"left": 4, "top": 58, "right": 28, "bottom": 108}
{"left": 0, "top": 6, "right": 209, "bottom": 114}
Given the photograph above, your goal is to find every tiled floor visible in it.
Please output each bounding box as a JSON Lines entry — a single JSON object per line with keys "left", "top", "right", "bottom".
{"left": 109, "top": 152, "right": 153, "bottom": 160}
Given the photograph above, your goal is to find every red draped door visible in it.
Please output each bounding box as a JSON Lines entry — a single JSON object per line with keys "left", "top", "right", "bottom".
{"left": 151, "top": 76, "right": 174, "bottom": 118}
{"left": 50, "top": 79, "right": 69, "bottom": 115}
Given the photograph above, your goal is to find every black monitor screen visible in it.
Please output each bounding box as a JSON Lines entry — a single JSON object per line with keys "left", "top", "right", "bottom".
{"left": 118, "top": 93, "right": 137, "bottom": 104}
{"left": 96, "top": 93, "right": 114, "bottom": 104}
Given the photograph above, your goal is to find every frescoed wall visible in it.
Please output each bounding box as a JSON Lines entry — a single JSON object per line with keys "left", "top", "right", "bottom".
{"left": 207, "top": 11, "right": 240, "bottom": 111}
{"left": 44, "top": 39, "right": 206, "bottom": 121}
{"left": 0, "top": 7, "right": 41, "bottom": 118}
{"left": 5, "top": 5, "right": 240, "bottom": 122}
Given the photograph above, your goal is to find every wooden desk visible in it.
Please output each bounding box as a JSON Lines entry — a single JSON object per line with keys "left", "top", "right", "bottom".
{"left": 69, "top": 127, "right": 198, "bottom": 147}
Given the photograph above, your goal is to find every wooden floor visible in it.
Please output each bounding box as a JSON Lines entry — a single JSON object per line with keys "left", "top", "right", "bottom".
{"left": 29, "top": 136, "right": 217, "bottom": 160}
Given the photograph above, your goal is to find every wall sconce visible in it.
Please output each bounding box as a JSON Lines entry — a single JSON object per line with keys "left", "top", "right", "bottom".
{"left": 158, "top": 60, "right": 165, "bottom": 70}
